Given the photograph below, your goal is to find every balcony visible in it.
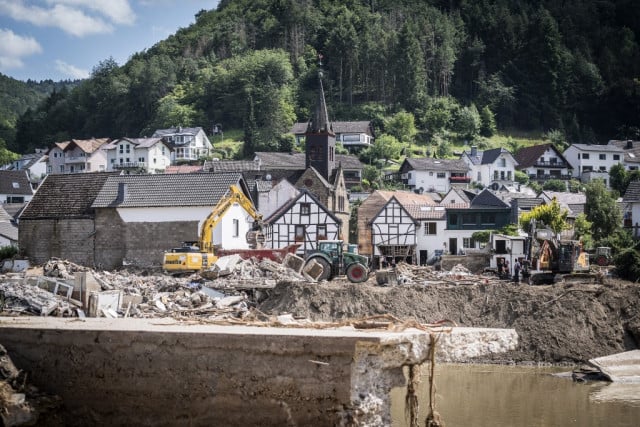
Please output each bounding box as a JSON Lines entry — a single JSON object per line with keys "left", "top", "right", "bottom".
{"left": 65, "top": 156, "right": 87, "bottom": 163}
{"left": 529, "top": 174, "right": 573, "bottom": 181}
{"left": 113, "top": 162, "right": 145, "bottom": 169}
{"left": 532, "top": 160, "right": 568, "bottom": 168}
{"left": 449, "top": 176, "right": 471, "bottom": 183}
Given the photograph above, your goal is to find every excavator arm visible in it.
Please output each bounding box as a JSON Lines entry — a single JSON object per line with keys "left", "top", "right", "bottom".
{"left": 198, "top": 185, "right": 263, "bottom": 252}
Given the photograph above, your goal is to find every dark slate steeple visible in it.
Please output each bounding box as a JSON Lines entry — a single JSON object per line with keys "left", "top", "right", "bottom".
{"left": 305, "top": 54, "right": 336, "bottom": 180}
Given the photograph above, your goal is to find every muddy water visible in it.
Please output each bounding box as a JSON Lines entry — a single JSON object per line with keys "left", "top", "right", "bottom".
{"left": 391, "top": 364, "right": 640, "bottom": 427}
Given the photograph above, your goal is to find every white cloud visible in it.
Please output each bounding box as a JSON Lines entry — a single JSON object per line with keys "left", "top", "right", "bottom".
{"left": 0, "top": 28, "right": 42, "bottom": 70}
{"left": 46, "top": 0, "right": 136, "bottom": 25}
{"left": 55, "top": 59, "right": 89, "bottom": 79}
{"left": 0, "top": 1, "right": 116, "bottom": 37}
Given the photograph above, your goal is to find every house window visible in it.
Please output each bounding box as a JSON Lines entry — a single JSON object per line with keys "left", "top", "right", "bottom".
{"left": 437, "top": 172, "right": 445, "bottom": 178}
{"left": 582, "top": 166, "right": 593, "bottom": 172}
{"left": 300, "top": 203, "right": 311, "bottom": 215}
{"left": 599, "top": 166, "right": 607, "bottom": 171}
{"left": 59, "top": 165, "right": 64, "bottom": 173}
{"left": 462, "top": 213, "right": 476, "bottom": 225}
{"left": 126, "top": 145, "right": 131, "bottom": 154}
{"left": 7, "top": 196, "right": 24, "bottom": 203}
{"left": 110, "top": 159, "right": 115, "bottom": 163}
{"left": 449, "top": 214, "right": 458, "bottom": 227}
{"left": 599, "top": 154, "right": 606, "bottom": 160}
{"left": 481, "top": 212, "right": 496, "bottom": 224}
{"left": 494, "top": 171, "right": 499, "bottom": 180}
{"left": 582, "top": 153, "right": 590, "bottom": 159}
{"left": 338, "top": 196, "right": 345, "bottom": 211}
{"left": 317, "top": 225, "right": 327, "bottom": 240}
{"left": 463, "top": 238, "right": 476, "bottom": 249}
{"left": 138, "top": 157, "right": 144, "bottom": 163}
{"left": 295, "top": 225, "right": 305, "bottom": 242}
{"left": 499, "top": 158, "right": 506, "bottom": 167}
{"left": 162, "top": 147, "right": 166, "bottom": 155}
{"left": 233, "top": 219, "right": 239, "bottom": 237}
{"left": 119, "top": 145, "right": 124, "bottom": 154}
{"left": 423, "top": 222, "right": 436, "bottom": 235}
{"left": 614, "top": 154, "right": 620, "bottom": 161}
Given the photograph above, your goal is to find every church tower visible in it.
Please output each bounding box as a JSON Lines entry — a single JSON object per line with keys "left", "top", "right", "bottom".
{"left": 305, "top": 57, "right": 335, "bottom": 181}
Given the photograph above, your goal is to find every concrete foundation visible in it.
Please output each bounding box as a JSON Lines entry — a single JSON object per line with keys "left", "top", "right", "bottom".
{"left": 0, "top": 318, "right": 516, "bottom": 426}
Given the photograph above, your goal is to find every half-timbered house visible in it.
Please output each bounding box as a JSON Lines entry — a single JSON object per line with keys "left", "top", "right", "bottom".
{"left": 370, "top": 196, "right": 418, "bottom": 266}
{"left": 263, "top": 189, "right": 341, "bottom": 256}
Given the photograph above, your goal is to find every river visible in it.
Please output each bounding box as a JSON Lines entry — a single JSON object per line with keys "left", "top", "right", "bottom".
{"left": 391, "top": 364, "right": 640, "bottom": 427}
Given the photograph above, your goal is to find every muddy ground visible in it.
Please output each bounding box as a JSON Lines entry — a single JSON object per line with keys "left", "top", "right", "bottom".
{"left": 258, "top": 278, "right": 640, "bottom": 364}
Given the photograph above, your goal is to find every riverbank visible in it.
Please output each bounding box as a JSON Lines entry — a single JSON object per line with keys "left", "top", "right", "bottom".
{"left": 258, "top": 278, "right": 640, "bottom": 363}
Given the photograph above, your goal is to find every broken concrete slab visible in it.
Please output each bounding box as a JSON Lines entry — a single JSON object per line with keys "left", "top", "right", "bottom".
{"left": 589, "top": 350, "right": 640, "bottom": 383}
{"left": 302, "top": 258, "right": 323, "bottom": 281}
{"left": 282, "top": 253, "right": 305, "bottom": 273}
{"left": 0, "top": 317, "right": 517, "bottom": 426}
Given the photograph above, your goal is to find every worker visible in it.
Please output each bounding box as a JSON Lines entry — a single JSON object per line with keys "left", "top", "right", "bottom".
{"left": 514, "top": 259, "right": 521, "bottom": 284}
{"left": 497, "top": 259, "right": 504, "bottom": 277}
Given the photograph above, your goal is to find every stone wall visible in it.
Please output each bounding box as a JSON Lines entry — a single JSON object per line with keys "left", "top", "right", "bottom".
{"left": 19, "top": 218, "right": 95, "bottom": 266}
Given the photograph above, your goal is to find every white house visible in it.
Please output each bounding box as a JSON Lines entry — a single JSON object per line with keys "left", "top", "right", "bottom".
{"left": 370, "top": 196, "right": 417, "bottom": 265}
{"left": 622, "top": 180, "right": 640, "bottom": 238}
{"left": 152, "top": 126, "right": 212, "bottom": 163}
{"left": 514, "top": 143, "right": 574, "bottom": 183}
{"left": 4, "top": 150, "right": 48, "bottom": 183}
{"left": 607, "top": 139, "right": 640, "bottom": 171}
{"left": 46, "top": 138, "right": 110, "bottom": 174}
{"left": 488, "top": 233, "right": 527, "bottom": 277}
{"left": 256, "top": 178, "right": 300, "bottom": 219}
{"left": 461, "top": 146, "right": 518, "bottom": 189}
{"left": 396, "top": 157, "right": 471, "bottom": 193}
{"left": 103, "top": 137, "right": 172, "bottom": 174}
{"left": 563, "top": 143, "right": 624, "bottom": 186}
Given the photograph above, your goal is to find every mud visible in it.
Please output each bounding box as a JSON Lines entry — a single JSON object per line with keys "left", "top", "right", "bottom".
{"left": 258, "top": 278, "right": 640, "bottom": 363}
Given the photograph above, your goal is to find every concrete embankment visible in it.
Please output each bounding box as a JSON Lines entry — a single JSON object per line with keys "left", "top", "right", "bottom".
{"left": 0, "top": 317, "right": 516, "bottom": 426}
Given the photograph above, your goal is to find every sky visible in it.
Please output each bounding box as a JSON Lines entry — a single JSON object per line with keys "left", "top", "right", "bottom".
{"left": 0, "top": 0, "right": 219, "bottom": 82}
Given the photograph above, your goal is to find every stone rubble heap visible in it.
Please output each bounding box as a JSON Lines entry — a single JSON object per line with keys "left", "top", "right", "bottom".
{"left": 0, "top": 257, "right": 506, "bottom": 320}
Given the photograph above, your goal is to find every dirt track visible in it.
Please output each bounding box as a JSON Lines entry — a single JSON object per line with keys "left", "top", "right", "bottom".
{"left": 259, "top": 278, "right": 640, "bottom": 363}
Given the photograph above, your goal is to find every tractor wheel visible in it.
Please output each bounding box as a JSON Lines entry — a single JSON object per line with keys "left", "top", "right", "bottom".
{"left": 346, "top": 263, "right": 368, "bottom": 283}
{"left": 596, "top": 255, "right": 608, "bottom": 266}
{"left": 305, "top": 257, "right": 332, "bottom": 281}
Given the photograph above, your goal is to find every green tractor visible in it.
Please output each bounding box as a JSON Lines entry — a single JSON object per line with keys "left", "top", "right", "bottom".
{"left": 304, "top": 240, "right": 369, "bottom": 283}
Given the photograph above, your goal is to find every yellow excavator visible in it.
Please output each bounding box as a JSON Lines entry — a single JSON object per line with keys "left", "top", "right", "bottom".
{"left": 162, "top": 185, "right": 264, "bottom": 274}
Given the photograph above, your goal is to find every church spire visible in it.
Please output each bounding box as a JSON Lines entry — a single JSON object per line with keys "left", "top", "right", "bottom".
{"left": 307, "top": 54, "right": 333, "bottom": 135}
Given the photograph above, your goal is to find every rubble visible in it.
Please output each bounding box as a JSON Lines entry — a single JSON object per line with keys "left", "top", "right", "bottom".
{"left": 1, "top": 255, "right": 513, "bottom": 322}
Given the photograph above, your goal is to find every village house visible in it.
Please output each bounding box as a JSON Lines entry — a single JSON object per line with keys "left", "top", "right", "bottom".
{"left": 563, "top": 143, "right": 624, "bottom": 187}
{"left": 263, "top": 189, "right": 341, "bottom": 256}
{"left": 0, "top": 170, "right": 34, "bottom": 204}
{"left": 488, "top": 233, "right": 528, "bottom": 277}
{"left": 392, "top": 157, "right": 471, "bottom": 193}
{"left": 46, "top": 138, "right": 111, "bottom": 174}
{"left": 91, "top": 173, "right": 253, "bottom": 269}
{"left": 1, "top": 149, "right": 48, "bottom": 184}
{"left": 291, "top": 120, "right": 375, "bottom": 150}
{"left": 357, "top": 190, "right": 437, "bottom": 266}
{"left": 444, "top": 189, "right": 513, "bottom": 256}
{"left": 18, "top": 172, "right": 252, "bottom": 269}
{"left": 103, "top": 137, "right": 172, "bottom": 174}
{"left": 514, "top": 143, "right": 574, "bottom": 184}
{"left": 607, "top": 139, "right": 640, "bottom": 171}
{"left": 152, "top": 126, "right": 212, "bottom": 164}
{"left": 460, "top": 146, "right": 518, "bottom": 189}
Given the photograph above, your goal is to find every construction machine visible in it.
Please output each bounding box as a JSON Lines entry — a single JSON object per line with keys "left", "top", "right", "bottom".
{"left": 590, "top": 246, "right": 613, "bottom": 266}
{"left": 304, "top": 240, "right": 369, "bottom": 283}
{"left": 523, "top": 220, "right": 591, "bottom": 285}
{"left": 162, "top": 185, "right": 266, "bottom": 274}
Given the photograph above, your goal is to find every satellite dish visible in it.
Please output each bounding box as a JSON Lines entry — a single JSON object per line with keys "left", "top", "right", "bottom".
{"left": 265, "top": 173, "right": 272, "bottom": 181}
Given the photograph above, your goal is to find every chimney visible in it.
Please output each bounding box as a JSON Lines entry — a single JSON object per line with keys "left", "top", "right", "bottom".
{"left": 471, "top": 146, "right": 478, "bottom": 157}
{"left": 627, "top": 140, "right": 633, "bottom": 149}
{"left": 117, "top": 182, "right": 128, "bottom": 202}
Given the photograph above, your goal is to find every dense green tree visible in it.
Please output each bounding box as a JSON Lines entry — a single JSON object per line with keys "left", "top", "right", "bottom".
{"left": 573, "top": 213, "right": 593, "bottom": 249}
{"left": 394, "top": 22, "right": 427, "bottom": 111}
{"left": 520, "top": 198, "right": 569, "bottom": 234}
{"left": 479, "top": 105, "right": 496, "bottom": 137}
{"left": 584, "top": 179, "right": 622, "bottom": 242}
{"left": 385, "top": 111, "right": 417, "bottom": 144}
{"left": 454, "top": 103, "right": 481, "bottom": 139}
{"left": 609, "top": 163, "right": 628, "bottom": 195}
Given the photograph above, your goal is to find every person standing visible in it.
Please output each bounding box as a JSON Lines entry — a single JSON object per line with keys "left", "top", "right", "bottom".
{"left": 514, "top": 259, "right": 521, "bottom": 283}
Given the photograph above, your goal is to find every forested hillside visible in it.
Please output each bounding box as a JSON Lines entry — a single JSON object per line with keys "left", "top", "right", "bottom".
{"left": 6, "top": 0, "right": 640, "bottom": 156}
